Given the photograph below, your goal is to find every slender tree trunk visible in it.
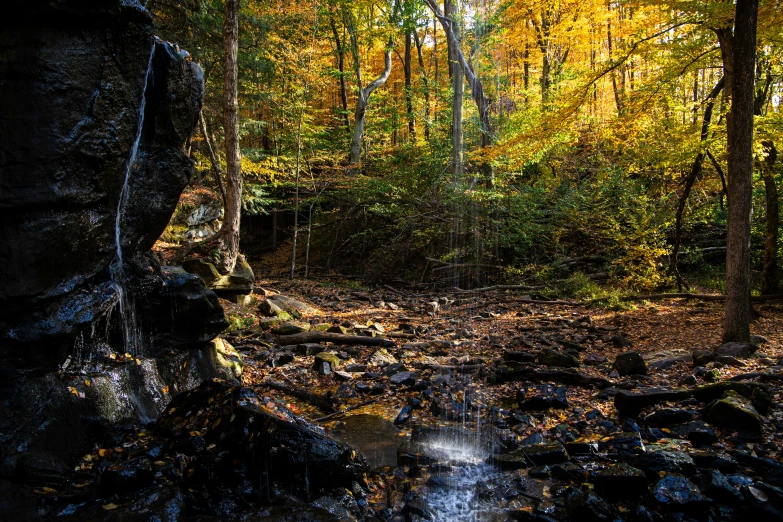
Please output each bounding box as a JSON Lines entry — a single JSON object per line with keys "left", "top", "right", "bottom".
{"left": 217, "top": 0, "right": 242, "bottom": 275}
{"left": 670, "top": 76, "right": 725, "bottom": 290}
{"left": 413, "top": 28, "right": 431, "bottom": 140}
{"left": 426, "top": 0, "right": 492, "bottom": 185}
{"left": 445, "top": 0, "right": 463, "bottom": 181}
{"left": 762, "top": 141, "right": 779, "bottom": 295}
{"left": 329, "top": 16, "right": 351, "bottom": 135}
{"left": 722, "top": 0, "right": 758, "bottom": 343}
{"left": 200, "top": 111, "right": 227, "bottom": 206}
{"left": 404, "top": 30, "right": 415, "bottom": 138}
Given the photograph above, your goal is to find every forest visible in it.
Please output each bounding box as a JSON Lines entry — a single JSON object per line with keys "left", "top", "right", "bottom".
{"left": 1, "top": 0, "right": 783, "bottom": 520}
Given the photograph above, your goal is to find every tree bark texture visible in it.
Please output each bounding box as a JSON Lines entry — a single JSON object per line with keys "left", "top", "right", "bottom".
{"left": 329, "top": 16, "right": 351, "bottom": 135}
{"left": 413, "top": 28, "right": 431, "bottom": 140}
{"left": 404, "top": 30, "right": 415, "bottom": 138}
{"left": 217, "top": 0, "right": 242, "bottom": 275}
{"left": 722, "top": 0, "right": 758, "bottom": 343}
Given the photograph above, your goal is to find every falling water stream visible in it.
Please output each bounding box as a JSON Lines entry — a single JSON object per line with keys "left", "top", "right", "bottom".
{"left": 110, "top": 43, "right": 156, "bottom": 357}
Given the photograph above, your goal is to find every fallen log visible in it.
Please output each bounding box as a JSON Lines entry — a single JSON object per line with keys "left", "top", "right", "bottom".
{"left": 264, "top": 378, "right": 339, "bottom": 413}
{"left": 451, "top": 284, "right": 541, "bottom": 293}
{"left": 492, "top": 363, "right": 613, "bottom": 389}
{"left": 274, "top": 331, "right": 395, "bottom": 347}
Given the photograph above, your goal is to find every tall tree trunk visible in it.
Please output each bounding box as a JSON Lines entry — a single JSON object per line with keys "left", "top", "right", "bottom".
{"left": 426, "top": 0, "right": 492, "bottom": 186}
{"left": 330, "top": 16, "right": 351, "bottom": 135}
{"left": 413, "top": 28, "right": 431, "bottom": 140}
{"left": 669, "top": 76, "right": 725, "bottom": 290}
{"left": 445, "top": 0, "right": 463, "bottom": 181}
{"left": 217, "top": 0, "right": 242, "bottom": 275}
{"left": 346, "top": 13, "right": 393, "bottom": 174}
{"left": 761, "top": 141, "right": 779, "bottom": 295}
{"left": 721, "top": 0, "right": 758, "bottom": 343}
{"left": 404, "top": 30, "right": 415, "bottom": 138}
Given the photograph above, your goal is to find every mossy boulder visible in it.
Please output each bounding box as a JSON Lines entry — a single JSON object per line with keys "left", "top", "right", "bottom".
{"left": 209, "top": 338, "right": 243, "bottom": 383}
{"left": 706, "top": 390, "right": 763, "bottom": 433}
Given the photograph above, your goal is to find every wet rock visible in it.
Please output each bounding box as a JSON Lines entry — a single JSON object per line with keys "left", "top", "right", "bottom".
{"left": 591, "top": 463, "right": 648, "bottom": 500}
{"left": 702, "top": 469, "right": 744, "bottom": 505}
{"left": 394, "top": 405, "right": 413, "bottom": 425}
{"left": 13, "top": 452, "right": 72, "bottom": 486}
{"left": 390, "top": 372, "right": 419, "bottom": 387}
{"left": 632, "top": 450, "right": 697, "bottom": 478}
{"left": 715, "top": 342, "right": 757, "bottom": 358}
{"left": 598, "top": 432, "right": 645, "bottom": 455}
{"left": 643, "top": 408, "right": 693, "bottom": 428}
{"left": 688, "top": 449, "right": 739, "bottom": 474}
{"left": 652, "top": 474, "right": 709, "bottom": 511}
{"left": 537, "top": 348, "right": 579, "bottom": 368}
{"left": 157, "top": 380, "right": 367, "bottom": 496}
{"left": 613, "top": 351, "right": 647, "bottom": 376}
{"left": 673, "top": 420, "right": 718, "bottom": 447}
{"left": 707, "top": 390, "right": 763, "bottom": 432}
{"left": 492, "top": 442, "right": 567, "bottom": 470}
{"left": 402, "top": 498, "right": 435, "bottom": 520}
{"left": 645, "top": 349, "right": 692, "bottom": 370}
{"left": 564, "top": 486, "right": 619, "bottom": 521}
{"left": 517, "top": 384, "right": 569, "bottom": 411}
{"left": 100, "top": 456, "right": 155, "bottom": 495}
{"left": 369, "top": 349, "right": 398, "bottom": 367}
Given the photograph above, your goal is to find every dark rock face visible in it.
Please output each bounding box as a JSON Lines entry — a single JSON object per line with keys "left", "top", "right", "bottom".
{"left": 613, "top": 351, "right": 647, "bottom": 376}
{"left": 157, "top": 380, "right": 368, "bottom": 496}
{"left": 0, "top": 0, "right": 226, "bottom": 474}
{"left": 0, "top": 0, "right": 219, "bottom": 371}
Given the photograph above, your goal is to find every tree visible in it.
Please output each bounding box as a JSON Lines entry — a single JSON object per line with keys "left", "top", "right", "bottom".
{"left": 720, "top": 0, "right": 758, "bottom": 343}
{"left": 345, "top": 4, "right": 395, "bottom": 173}
{"left": 215, "top": 0, "right": 242, "bottom": 275}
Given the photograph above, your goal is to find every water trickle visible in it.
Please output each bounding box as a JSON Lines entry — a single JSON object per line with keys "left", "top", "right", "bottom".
{"left": 110, "top": 43, "right": 156, "bottom": 357}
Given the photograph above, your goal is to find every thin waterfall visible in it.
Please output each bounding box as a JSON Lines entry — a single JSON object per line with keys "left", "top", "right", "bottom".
{"left": 110, "top": 43, "right": 156, "bottom": 357}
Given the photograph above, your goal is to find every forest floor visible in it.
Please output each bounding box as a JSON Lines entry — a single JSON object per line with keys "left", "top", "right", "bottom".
{"left": 222, "top": 268, "right": 783, "bottom": 463}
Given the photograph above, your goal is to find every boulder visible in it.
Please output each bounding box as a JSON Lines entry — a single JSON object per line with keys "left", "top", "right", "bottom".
{"left": 537, "top": 348, "right": 580, "bottom": 368}
{"left": 715, "top": 342, "right": 758, "bottom": 358}
{"left": 517, "top": 384, "right": 569, "bottom": 411}
{"left": 652, "top": 474, "right": 709, "bottom": 511}
{"left": 645, "top": 349, "right": 692, "bottom": 370}
{"left": 272, "top": 321, "right": 311, "bottom": 335}
{"left": 259, "top": 298, "right": 285, "bottom": 317}
{"left": 266, "top": 295, "right": 319, "bottom": 316}
{"left": 707, "top": 390, "right": 763, "bottom": 433}
{"left": 156, "top": 380, "right": 368, "bottom": 497}
{"left": 314, "top": 352, "right": 341, "bottom": 374}
{"left": 208, "top": 338, "right": 243, "bottom": 383}
{"left": 182, "top": 254, "right": 254, "bottom": 295}
{"left": 632, "top": 450, "right": 697, "bottom": 478}
{"left": 613, "top": 351, "right": 647, "bottom": 376}
{"left": 492, "top": 443, "right": 568, "bottom": 470}
{"left": 591, "top": 463, "right": 648, "bottom": 500}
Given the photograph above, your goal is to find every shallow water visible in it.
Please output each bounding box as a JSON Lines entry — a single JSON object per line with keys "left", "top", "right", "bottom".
{"left": 328, "top": 414, "right": 408, "bottom": 469}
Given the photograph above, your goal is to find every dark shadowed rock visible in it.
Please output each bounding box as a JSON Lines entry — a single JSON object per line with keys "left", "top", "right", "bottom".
{"left": 517, "top": 384, "right": 569, "bottom": 411}
{"left": 652, "top": 474, "right": 709, "bottom": 511}
{"left": 643, "top": 408, "right": 692, "bottom": 428}
{"left": 715, "top": 342, "right": 758, "bottom": 358}
{"left": 591, "top": 463, "right": 648, "bottom": 500}
{"left": 613, "top": 352, "right": 647, "bottom": 376}
{"left": 537, "top": 348, "right": 579, "bottom": 368}
{"left": 492, "top": 443, "right": 568, "bottom": 470}
{"left": 632, "top": 450, "right": 697, "bottom": 478}
{"left": 157, "top": 380, "right": 367, "bottom": 495}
